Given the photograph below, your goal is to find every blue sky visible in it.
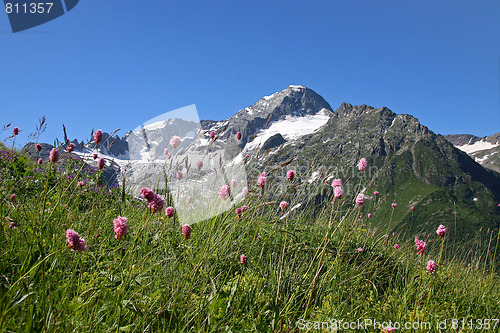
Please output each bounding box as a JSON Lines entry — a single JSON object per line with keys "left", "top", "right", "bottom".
{"left": 1, "top": 0, "right": 499, "bottom": 147}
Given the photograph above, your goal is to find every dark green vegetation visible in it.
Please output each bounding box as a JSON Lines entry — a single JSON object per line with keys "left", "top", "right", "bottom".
{"left": 1, "top": 144, "right": 499, "bottom": 332}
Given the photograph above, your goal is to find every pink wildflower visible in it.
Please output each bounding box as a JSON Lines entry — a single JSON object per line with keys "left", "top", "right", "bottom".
{"left": 170, "top": 136, "right": 181, "bottom": 149}
{"left": 235, "top": 207, "right": 242, "bottom": 218}
{"left": 356, "top": 193, "right": 365, "bottom": 206}
{"left": 182, "top": 224, "right": 191, "bottom": 239}
{"left": 287, "top": 170, "right": 295, "bottom": 181}
{"left": 394, "top": 244, "right": 400, "bottom": 249}
{"left": 415, "top": 237, "right": 426, "bottom": 255}
{"left": 66, "top": 143, "right": 75, "bottom": 153}
{"left": 374, "top": 191, "right": 379, "bottom": 196}
{"left": 176, "top": 171, "right": 183, "bottom": 180}
{"left": 66, "top": 229, "right": 87, "bottom": 252}
{"left": 37, "top": 158, "right": 43, "bottom": 165}
{"left": 231, "top": 179, "right": 237, "bottom": 188}
{"left": 140, "top": 188, "right": 164, "bottom": 213}
{"left": 165, "top": 206, "right": 174, "bottom": 218}
{"left": 391, "top": 203, "right": 397, "bottom": 208}
{"left": 164, "top": 148, "right": 169, "bottom": 156}
{"left": 49, "top": 148, "right": 59, "bottom": 163}
{"left": 13, "top": 127, "right": 19, "bottom": 136}
{"left": 357, "top": 247, "right": 363, "bottom": 253}
{"left": 240, "top": 254, "right": 247, "bottom": 264}
{"left": 242, "top": 187, "right": 249, "bottom": 197}
{"left": 93, "top": 153, "right": 98, "bottom": 160}
{"left": 280, "top": 201, "right": 289, "bottom": 210}
{"left": 368, "top": 213, "right": 372, "bottom": 218}
{"left": 426, "top": 260, "right": 437, "bottom": 273}
{"left": 113, "top": 216, "right": 129, "bottom": 240}
{"left": 334, "top": 186, "right": 343, "bottom": 200}
{"left": 411, "top": 206, "right": 415, "bottom": 211}
{"left": 94, "top": 129, "right": 103, "bottom": 144}
{"left": 10, "top": 194, "right": 15, "bottom": 201}
{"left": 331, "top": 178, "right": 342, "bottom": 188}
{"left": 196, "top": 160, "right": 203, "bottom": 171}
{"left": 219, "top": 184, "right": 231, "bottom": 200}
{"left": 383, "top": 327, "right": 396, "bottom": 333}
{"left": 241, "top": 205, "right": 248, "bottom": 212}
{"left": 35, "top": 143, "right": 43, "bottom": 151}
{"left": 257, "top": 236, "right": 262, "bottom": 242}
{"left": 98, "top": 157, "right": 105, "bottom": 170}
{"left": 236, "top": 131, "right": 242, "bottom": 140}
{"left": 77, "top": 181, "right": 84, "bottom": 187}
{"left": 358, "top": 158, "right": 368, "bottom": 171}
{"left": 257, "top": 172, "right": 267, "bottom": 190}
{"left": 9, "top": 222, "right": 15, "bottom": 229}
{"left": 436, "top": 225, "right": 447, "bottom": 237}
{"left": 209, "top": 131, "right": 216, "bottom": 140}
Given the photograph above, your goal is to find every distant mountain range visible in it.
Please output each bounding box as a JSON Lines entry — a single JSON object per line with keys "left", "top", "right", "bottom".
{"left": 23, "top": 85, "right": 500, "bottom": 242}
{"left": 444, "top": 133, "right": 500, "bottom": 173}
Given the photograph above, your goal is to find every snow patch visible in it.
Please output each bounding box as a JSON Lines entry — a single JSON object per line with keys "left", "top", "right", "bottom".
{"left": 456, "top": 140, "right": 499, "bottom": 154}
{"left": 243, "top": 109, "right": 331, "bottom": 152}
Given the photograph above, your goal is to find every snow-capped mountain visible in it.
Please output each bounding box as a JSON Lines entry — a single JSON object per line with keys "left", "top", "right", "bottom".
{"left": 445, "top": 133, "right": 500, "bottom": 172}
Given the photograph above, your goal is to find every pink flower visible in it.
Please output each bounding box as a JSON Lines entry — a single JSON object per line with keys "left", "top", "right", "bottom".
{"left": 357, "top": 247, "right": 363, "bottom": 253}
{"left": 196, "top": 161, "right": 203, "bottom": 171}
{"left": 331, "top": 178, "right": 342, "bottom": 188}
{"left": 392, "top": 232, "right": 395, "bottom": 237}
{"left": 383, "top": 327, "right": 396, "bottom": 333}
{"left": 219, "top": 184, "right": 231, "bottom": 200}
{"left": 49, "top": 148, "right": 59, "bottom": 163}
{"left": 209, "top": 131, "right": 216, "bottom": 140}
{"left": 170, "top": 136, "right": 182, "bottom": 149}
{"left": 186, "top": 196, "right": 192, "bottom": 203}
{"left": 242, "top": 187, "right": 249, "bottom": 197}
{"left": 391, "top": 203, "right": 397, "bottom": 208}
{"left": 10, "top": 194, "right": 15, "bottom": 201}
{"left": 98, "top": 157, "right": 105, "bottom": 170}
{"left": 394, "top": 244, "right": 400, "bottom": 250}
{"left": 287, "top": 170, "right": 295, "bottom": 181}
{"left": 240, "top": 205, "right": 248, "bottom": 212}
{"left": 358, "top": 158, "right": 368, "bottom": 171}
{"left": 257, "top": 172, "right": 267, "bottom": 190}
{"left": 9, "top": 222, "right": 15, "bottom": 229}
{"left": 231, "top": 179, "right": 237, "bottom": 188}
{"left": 356, "top": 193, "right": 365, "bottom": 206}
{"left": 176, "top": 171, "right": 183, "bottom": 180}
{"left": 235, "top": 207, "right": 242, "bottom": 218}
{"left": 93, "top": 153, "right": 98, "bottom": 160}
{"left": 94, "top": 129, "right": 103, "bottom": 144}
{"left": 37, "top": 158, "right": 43, "bottom": 165}
{"left": 280, "top": 201, "right": 289, "bottom": 210}
{"left": 77, "top": 181, "right": 84, "bottom": 187}
{"left": 182, "top": 224, "right": 191, "bottom": 239}
{"left": 240, "top": 254, "right": 247, "bottom": 264}
{"left": 415, "top": 237, "right": 426, "bottom": 255}
{"left": 334, "top": 187, "right": 343, "bottom": 200}
{"left": 374, "top": 191, "right": 379, "bottom": 196}
{"left": 436, "top": 225, "right": 447, "bottom": 237}
{"left": 35, "top": 143, "right": 43, "bottom": 151}
{"left": 426, "top": 260, "right": 437, "bottom": 273}
{"left": 140, "top": 188, "right": 164, "bottom": 213}
{"left": 13, "top": 127, "right": 19, "bottom": 136}
{"left": 164, "top": 148, "right": 169, "bottom": 156}
{"left": 368, "top": 213, "right": 372, "bottom": 218}
{"left": 66, "top": 143, "right": 75, "bottom": 153}
{"left": 165, "top": 206, "right": 174, "bottom": 218}
{"left": 236, "top": 131, "right": 242, "bottom": 140}
{"left": 66, "top": 229, "right": 87, "bottom": 252}
{"left": 113, "top": 216, "right": 129, "bottom": 240}
{"left": 411, "top": 206, "right": 415, "bottom": 211}
{"left": 257, "top": 236, "right": 262, "bottom": 242}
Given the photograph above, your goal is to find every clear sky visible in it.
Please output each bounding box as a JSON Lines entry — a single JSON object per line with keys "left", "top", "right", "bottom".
{"left": 1, "top": 0, "right": 499, "bottom": 147}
